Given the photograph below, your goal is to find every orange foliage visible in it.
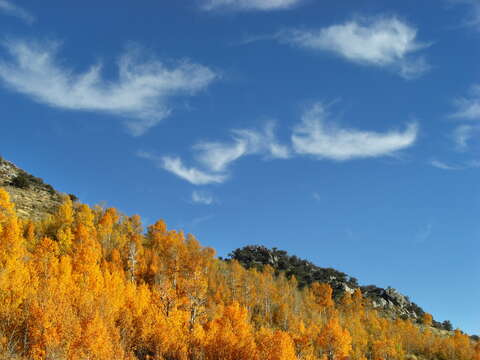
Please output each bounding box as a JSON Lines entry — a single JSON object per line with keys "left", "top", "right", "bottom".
{"left": 0, "top": 188, "right": 477, "bottom": 360}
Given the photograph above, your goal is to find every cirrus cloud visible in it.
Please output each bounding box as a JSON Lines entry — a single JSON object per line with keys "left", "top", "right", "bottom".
{"left": 0, "top": 39, "right": 217, "bottom": 136}
{"left": 0, "top": 0, "right": 34, "bottom": 24}
{"left": 292, "top": 103, "right": 418, "bottom": 160}
{"left": 140, "top": 122, "right": 289, "bottom": 185}
{"left": 200, "top": 0, "right": 301, "bottom": 11}
{"left": 141, "top": 104, "right": 418, "bottom": 185}
{"left": 192, "top": 190, "right": 215, "bottom": 205}
{"left": 280, "top": 16, "right": 430, "bottom": 79}
{"left": 194, "top": 121, "right": 290, "bottom": 173}
{"left": 137, "top": 151, "right": 227, "bottom": 185}
{"left": 452, "top": 85, "right": 480, "bottom": 121}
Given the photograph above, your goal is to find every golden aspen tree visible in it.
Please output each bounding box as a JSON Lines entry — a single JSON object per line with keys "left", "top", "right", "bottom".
{"left": 181, "top": 235, "right": 213, "bottom": 331}
{"left": 310, "top": 283, "right": 335, "bottom": 309}
{"left": 317, "top": 314, "right": 352, "bottom": 360}
{"left": 203, "top": 302, "right": 258, "bottom": 360}
{"left": 452, "top": 329, "right": 474, "bottom": 360}
{"left": 339, "top": 291, "right": 353, "bottom": 314}
{"left": 422, "top": 313, "right": 433, "bottom": 327}
{"left": 256, "top": 328, "right": 297, "bottom": 360}
{"left": 0, "top": 189, "right": 31, "bottom": 356}
{"left": 0, "top": 188, "right": 15, "bottom": 220}
{"left": 23, "top": 220, "right": 37, "bottom": 249}
{"left": 291, "top": 320, "right": 318, "bottom": 360}
{"left": 97, "top": 207, "right": 119, "bottom": 256}
{"left": 305, "top": 282, "right": 335, "bottom": 326}
{"left": 351, "top": 288, "right": 364, "bottom": 314}
{"left": 28, "top": 241, "right": 80, "bottom": 360}
{"left": 74, "top": 311, "right": 123, "bottom": 360}
{"left": 371, "top": 336, "right": 398, "bottom": 360}
{"left": 474, "top": 341, "right": 480, "bottom": 360}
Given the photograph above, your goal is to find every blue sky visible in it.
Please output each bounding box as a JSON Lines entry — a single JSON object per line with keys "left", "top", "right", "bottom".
{"left": 0, "top": 0, "right": 479, "bottom": 334}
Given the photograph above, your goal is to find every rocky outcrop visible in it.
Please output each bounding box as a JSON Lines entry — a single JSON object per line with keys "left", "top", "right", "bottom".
{"left": 361, "top": 285, "right": 424, "bottom": 321}
{"left": 228, "top": 245, "right": 452, "bottom": 330}
{"left": 0, "top": 158, "right": 62, "bottom": 221}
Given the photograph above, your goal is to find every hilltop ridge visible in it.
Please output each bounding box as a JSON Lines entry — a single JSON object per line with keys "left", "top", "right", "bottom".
{"left": 227, "top": 245, "right": 455, "bottom": 332}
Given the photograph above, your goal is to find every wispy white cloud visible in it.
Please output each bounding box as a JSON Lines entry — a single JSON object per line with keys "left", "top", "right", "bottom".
{"left": 161, "top": 157, "right": 227, "bottom": 185}
{"left": 451, "top": 86, "right": 480, "bottom": 152}
{"left": 200, "top": 0, "right": 301, "bottom": 12}
{"left": 191, "top": 214, "right": 214, "bottom": 227}
{"left": 447, "top": 0, "right": 480, "bottom": 30}
{"left": 452, "top": 85, "right": 480, "bottom": 120}
{"left": 137, "top": 151, "right": 226, "bottom": 185}
{"left": 0, "top": 0, "right": 34, "bottom": 24}
{"left": 429, "top": 158, "right": 480, "bottom": 170}
{"left": 0, "top": 39, "right": 217, "bottom": 136}
{"left": 430, "top": 159, "right": 462, "bottom": 170}
{"left": 194, "top": 139, "right": 248, "bottom": 173}
{"left": 415, "top": 223, "right": 433, "bottom": 244}
{"left": 194, "top": 121, "right": 290, "bottom": 172}
{"left": 292, "top": 103, "right": 418, "bottom": 160}
{"left": 453, "top": 124, "right": 477, "bottom": 150}
{"left": 312, "top": 192, "right": 321, "bottom": 201}
{"left": 192, "top": 190, "right": 215, "bottom": 205}
{"left": 141, "top": 122, "right": 288, "bottom": 185}
{"left": 280, "top": 16, "right": 430, "bottom": 79}
{"left": 142, "top": 104, "right": 419, "bottom": 185}
{"left": 466, "top": 159, "right": 480, "bottom": 168}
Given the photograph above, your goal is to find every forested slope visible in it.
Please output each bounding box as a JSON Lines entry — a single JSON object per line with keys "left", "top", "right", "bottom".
{"left": 0, "top": 188, "right": 478, "bottom": 360}
{"left": 227, "top": 246, "right": 453, "bottom": 330}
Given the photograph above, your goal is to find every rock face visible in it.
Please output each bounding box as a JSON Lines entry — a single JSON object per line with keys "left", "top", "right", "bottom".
{"left": 0, "top": 158, "right": 62, "bottom": 221}
{"left": 361, "top": 285, "right": 424, "bottom": 321}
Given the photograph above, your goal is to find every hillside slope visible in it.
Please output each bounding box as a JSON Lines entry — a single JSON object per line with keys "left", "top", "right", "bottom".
{"left": 0, "top": 157, "right": 477, "bottom": 360}
{"left": 0, "top": 157, "right": 459, "bottom": 331}
{"left": 0, "top": 157, "right": 62, "bottom": 221}
{"left": 227, "top": 245, "right": 453, "bottom": 331}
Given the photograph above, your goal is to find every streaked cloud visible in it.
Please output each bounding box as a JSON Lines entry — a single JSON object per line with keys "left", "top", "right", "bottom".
{"left": 429, "top": 158, "right": 480, "bottom": 170}
{"left": 137, "top": 151, "right": 226, "bottom": 185}
{"left": 200, "top": 0, "right": 301, "bottom": 11}
{"left": 192, "top": 190, "right": 215, "bottom": 205}
{"left": 429, "top": 160, "right": 461, "bottom": 170}
{"left": 161, "top": 157, "right": 227, "bottom": 185}
{"left": 452, "top": 85, "right": 480, "bottom": 120}
{"left": 142, "top": 104, "right": 418, "bottom": 185}
{"left": 415, "top": 223, "right": 433, "bottom": 244}
{"left": 0, "top": 39, "right": 217, "bottom": 136}
{"left": 141, "top": 122, "right": 288, "bottom": 185}
{"left": 453, "top": 124, "right": 477, "bottom": 151}
{"left": 451, "top": 86, "right": 480, "bottom": 152}
{"left": 280, "top": 16, "right": 430, "bottom": 79}
{"left": 194, "top": 121, "right": 290, "bottom": 172}
{"left": 0, "top": 0, "right": 34, "bottom": 24}
{"left": 448, "top": 0, "right": 480, "bottom": 30}
{"left": 292, "top": 103, "right": 418, "bottom": 160}
{"left": 194, "top": 139, "right": 248, "bottom": 173}
{"left": 191, "top": 214, "right": 214, "bottom": 227}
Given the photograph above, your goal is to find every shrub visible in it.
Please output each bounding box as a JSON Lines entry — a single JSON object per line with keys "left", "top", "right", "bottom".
{"left": 11, "top": 174, "right": 30, "bottom": 189}
{"left": 442, "top": 320, "right": 453, "bottom": 331}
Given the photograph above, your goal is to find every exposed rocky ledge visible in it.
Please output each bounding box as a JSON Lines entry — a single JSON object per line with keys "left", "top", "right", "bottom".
{"left": 0, "top": 158, "right": 62, "bottom": 221}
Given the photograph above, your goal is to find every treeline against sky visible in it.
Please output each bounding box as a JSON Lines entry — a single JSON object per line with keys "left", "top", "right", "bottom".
{"left": 0, "top": 189, "right": 478, "bottom": 360}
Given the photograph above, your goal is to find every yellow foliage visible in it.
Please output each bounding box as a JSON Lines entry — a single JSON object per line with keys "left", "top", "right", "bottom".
{"left": 0, "top": 188, "right": 476, "bottom": 360}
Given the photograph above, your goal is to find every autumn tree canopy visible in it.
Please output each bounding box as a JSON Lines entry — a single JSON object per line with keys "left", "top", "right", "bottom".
{"left": 0, "top": 188, "right": 477, "bottom": 360}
